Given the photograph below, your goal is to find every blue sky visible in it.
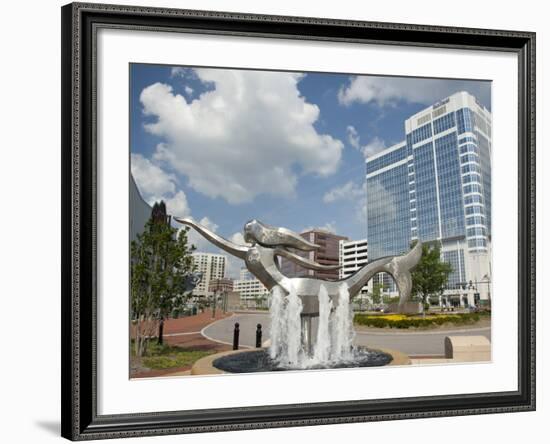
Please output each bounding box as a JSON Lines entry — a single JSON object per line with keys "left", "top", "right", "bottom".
{"left": 130, "top": 63, "right": 490, "bottom": 277}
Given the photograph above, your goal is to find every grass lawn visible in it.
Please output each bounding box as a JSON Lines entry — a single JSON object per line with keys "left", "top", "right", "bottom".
{"left": 132, "top": 341, "right": 215, "bottom": 371}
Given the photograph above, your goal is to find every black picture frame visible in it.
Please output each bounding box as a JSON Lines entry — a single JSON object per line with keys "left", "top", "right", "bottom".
{"left": 61, "top": 2, "right": 536, "bottom": 440}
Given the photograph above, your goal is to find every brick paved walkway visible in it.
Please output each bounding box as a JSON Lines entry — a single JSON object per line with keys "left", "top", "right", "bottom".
{"left": 131, "top": 311, "right": 233, "bottom": 379}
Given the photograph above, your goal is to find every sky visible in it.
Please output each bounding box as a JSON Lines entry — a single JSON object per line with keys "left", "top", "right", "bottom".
{"left": 130, "top": 63, "right": 490, "bottom": 278}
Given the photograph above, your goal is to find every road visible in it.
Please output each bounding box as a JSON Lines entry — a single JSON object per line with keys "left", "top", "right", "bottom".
{"left": 202, "top": 313, "right": 272, "bottom": 349}
{"left": 202, "top": 313, "right": 491, "bottom": 356}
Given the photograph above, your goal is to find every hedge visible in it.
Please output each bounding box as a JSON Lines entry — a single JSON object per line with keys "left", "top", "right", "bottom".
{"left": 354, "top": 312, "right": 489, "bottom": 329}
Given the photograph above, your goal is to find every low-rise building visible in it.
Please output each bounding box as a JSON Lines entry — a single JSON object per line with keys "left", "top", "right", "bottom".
{"left": 233, "top": 267, "right": 270, "bottom": 307}
{"left": 339, "top": 239, "right": 369, "bottom": 299}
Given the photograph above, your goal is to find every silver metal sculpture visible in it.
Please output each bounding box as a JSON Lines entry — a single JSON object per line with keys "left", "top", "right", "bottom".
{"left": 175, "top": 218, "right": 422, "bottom": 314}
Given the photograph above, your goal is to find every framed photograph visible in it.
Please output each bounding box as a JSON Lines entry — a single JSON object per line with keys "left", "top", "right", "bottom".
{"left": 61, "top": 2, "right": 535, "bottom": 440}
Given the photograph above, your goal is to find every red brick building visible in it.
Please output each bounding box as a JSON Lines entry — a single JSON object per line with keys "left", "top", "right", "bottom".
{"left": 279, "top": 229, "right": 348, "bottom": 281}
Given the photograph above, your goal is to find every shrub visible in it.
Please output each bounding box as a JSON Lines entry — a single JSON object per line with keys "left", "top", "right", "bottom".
{"left": 354, "top": 312, "right": 486, "bottom": 329}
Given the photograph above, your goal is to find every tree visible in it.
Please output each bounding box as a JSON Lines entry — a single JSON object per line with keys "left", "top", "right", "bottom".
{"left": 254, "top": 294, "right": 266, "bottom": 310}
{"left": 410, "top": 241, "right": 452, "bottom": 315}
{"left": 371, "top": 281, "right": 385, "bottom": 305}
{"left": 130, "top": 202, "right": 196, "bottom": 356}
{"left": 350, "top": 291, "right": 367, "bottom": 311}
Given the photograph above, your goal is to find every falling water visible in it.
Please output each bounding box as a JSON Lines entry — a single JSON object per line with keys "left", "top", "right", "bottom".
{"left": 313, "top": 285, "right": 332, "bottom": 363}
{"left": 284, "top": 287, "right": 303, "bottom": 366}
{"left": 269, "top": 283, "right": 357, "bottom": 368}
{"left": 332, "top": 284, "right": 355, "bottom": 361}
{"left": 269, "top": 285, "right": 303, "bottom": 367}
{"left": 268, "top": 286, "right": 285, "bottom": 360}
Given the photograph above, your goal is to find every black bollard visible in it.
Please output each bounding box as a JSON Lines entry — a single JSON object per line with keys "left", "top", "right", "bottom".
{"left": 233, "top": 322, "right": 240, "bottom": 350}
{"left": 255, "top": 323, "right": 262, "bottom": 348}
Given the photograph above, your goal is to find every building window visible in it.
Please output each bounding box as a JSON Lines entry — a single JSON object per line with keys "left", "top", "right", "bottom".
{"left": 467, "top": 227, "right": 486, "bottom": 237}
{"left": 463, "top": 183, "right": 482, "bottom": 194}
{"left": 466, "top": 215, "right": 485, "bottom": 226}
{"left": 433, "top": 112, "right": 456, "bottom": 134}
{"left": 465, "top": 194, "right": 483, "bottom": 205}
{"left": 366, "top": 146, "right": 407, "bottom": 174}
{"left": 442, "top": 249, "right": 466, "bottom": 288}
{"left": 466, "top": 205, "right": 483, "bottom": 215}
{"left": 456, "top": 107, "right": 474, "bottom": 134}
{"left": 468, "top": 238, "right": 487, "bottom": 248}
{"left": 461, "top": 163, "right": 481, "bottom": 175}
{"left": 458, "top": 136, "right": 476, "bottom": 145}
{"left": 417, "top": 113, "right": 431, "bottom": 125}
{"left": 410, "top": 123, "right": 433, "bottom": 145}
{"left": 432, "top": 104, "right": 448, "bottom": 119}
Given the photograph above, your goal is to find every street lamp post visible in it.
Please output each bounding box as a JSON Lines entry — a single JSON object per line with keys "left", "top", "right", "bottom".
{"left": 211, "top": 292, "right": 217, "bottom": 319}
{"left": 209, "top": 278, "right": 232, "bottom": 318}
{"left": 461, "top": 276, "right": 490, "bottom": 308}
{"left": 481, "top": 273, "right": 491, "bottom": 307}
{"left": 467, "top": 280, "right": 477, "bottom": 309}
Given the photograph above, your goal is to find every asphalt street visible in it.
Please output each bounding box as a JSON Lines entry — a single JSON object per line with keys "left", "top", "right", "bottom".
{"left": 201, "top": 313, "right": 491, "bottom": 356}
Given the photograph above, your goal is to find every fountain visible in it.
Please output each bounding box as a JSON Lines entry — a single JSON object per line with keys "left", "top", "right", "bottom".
{"left": 175, "top": 218, "right": 422, "bottom": 373}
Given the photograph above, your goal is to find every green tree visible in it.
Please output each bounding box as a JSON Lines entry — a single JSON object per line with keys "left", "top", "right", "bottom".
{"left": 350, "top": 291, "right": 367, "bottom": 311}
{"left": 130, "top": 202, "right": 196, "bottom": 356}
{"left": 410, "top": 241, "right": 452, "bottom": 315}
{"left": 254, "top": 294, "right": 267, "bottom": 310}
{"left": 371, "top": 281, "right": 385, "bottom": 305}
{"left": 371, "top": 275, "right": 386, "bottom": 305}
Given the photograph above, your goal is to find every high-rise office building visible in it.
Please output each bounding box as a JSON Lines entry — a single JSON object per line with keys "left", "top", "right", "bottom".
{"left": 191, "top": 252, "right": 226, "bottom": 298}
{"left": 279, "top": 229, "right": 348, "bottom": 281}
{"left": 366, "top": 91, "right": 492, "bottom": 306}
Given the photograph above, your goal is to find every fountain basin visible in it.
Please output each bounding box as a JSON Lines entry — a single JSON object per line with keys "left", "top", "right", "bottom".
{"left": 191, "top": 347, "right": 411, "bottom": 375}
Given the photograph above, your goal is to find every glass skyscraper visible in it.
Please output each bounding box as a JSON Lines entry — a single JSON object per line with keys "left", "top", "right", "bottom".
{"left": 366, "top": 91, "right": 492, "bottom": 305}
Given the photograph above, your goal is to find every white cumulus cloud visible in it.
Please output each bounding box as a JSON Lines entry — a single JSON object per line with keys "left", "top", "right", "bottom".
{"left": 185, "top": 216, "right": 218, "bottom": 251}
{"left": 229, "top": 232, "right": 250, "bottom": 246}
{"left": 346, "top": 125, "right": 361, "bottom": 150}
{"left": 131, "top": 153, "right": 176, "bottom": 197}
{"left": 302, "top": 221, "right": 337, "bottom": 234}
{"left": 338, "top": 76, "right": 490, "bottom": 108}
{"left": 131, "top": 153, "right": 191, "bottom": 217}
{"left": 170, "top": 67, "right": 188, "bottom": 78}
{"left": 132, "top": 153, "right": 246, "bottom": 277}
{"left": 323, "top": 181, "right": 363, "bottom": 203}
{"left": 227, "top": 232, "right": 250, "bottom": 279}
{"left": 345, "top": 125, "right": 386, "bottom": 158}
{"left": 160, "top": 191, "right": 189, "bottom": 217}
{"left": 140, "top": 68, "right": 344, "bottom": 204}
{"left": 323, "top": 181, "right": 368, "bottom": 223}
{"left": 362, "top": 137, "right": 386, "bottom": 157}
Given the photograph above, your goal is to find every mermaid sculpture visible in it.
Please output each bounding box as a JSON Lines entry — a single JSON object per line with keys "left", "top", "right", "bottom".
{"left": 175, "top": 218, "right": 422, "bottom": 314}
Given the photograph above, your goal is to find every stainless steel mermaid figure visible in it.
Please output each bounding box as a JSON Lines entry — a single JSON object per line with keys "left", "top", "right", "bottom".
{"left": 175, "top": 218, "right": 422, "bottom": 315}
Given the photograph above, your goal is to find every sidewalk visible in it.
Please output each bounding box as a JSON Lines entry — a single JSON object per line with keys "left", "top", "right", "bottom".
{"left": 163, "top": 310, "right": 232, "bottom": 334}
{"left": 130, "top": 310, "right": 232, "bottom": 337}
